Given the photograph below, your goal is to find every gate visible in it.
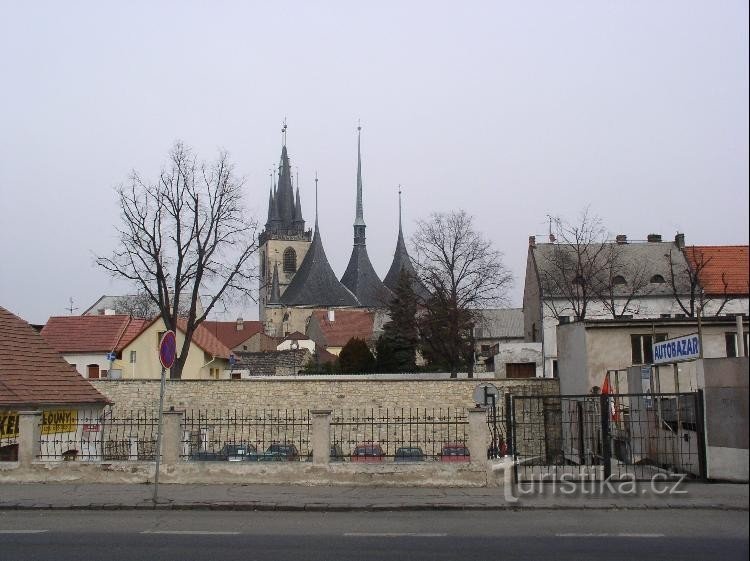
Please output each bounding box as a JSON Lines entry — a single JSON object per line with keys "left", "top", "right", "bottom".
{"left": 509, "top": 392, "right": 707, "bottom": 482}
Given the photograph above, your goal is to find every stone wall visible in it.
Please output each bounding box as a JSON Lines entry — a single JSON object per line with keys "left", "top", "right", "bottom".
{"left": 233, "top": 349, "right": 311, "bottom": 377}
{"left": 92, "top": 377, "right": 559, "bottom": 415}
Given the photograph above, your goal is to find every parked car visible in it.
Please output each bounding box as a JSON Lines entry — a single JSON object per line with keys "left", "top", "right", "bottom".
{"left": 438, "top": 443, "right": 470, "bottom": 462}
{"left": 394, "top": 446, "right": 425, "bottom": 462}
{"left": 350, "top": 442, "right": 385, "bottom": 463}
{"left": 193, "top": 443, "right": 257, "bottom": 462}
{"left": 261, "top": 442, "right": 299, "bottom": 461}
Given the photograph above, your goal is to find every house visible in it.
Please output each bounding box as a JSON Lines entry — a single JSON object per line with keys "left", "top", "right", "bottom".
{"left": 523, "top": 232, "right": 749, "bottom": 378}
{"left": 113, "top": 318, "right": 231, "bottom": 379}
{"left": 0, "top": 306, "right": 110, "bottom": 461}
{"left": 82, "top": 293, "right": 205, "bottom": 318}
{"left": 276, "top": 331, "right": 315, "bottom": 352}
{"left": 471, "top": 308, "right": 525, "bottom": 373}
{"left": 683, "top": 245, "right": 749, "bottom": 316}
{"left": 556, "top": 315, "right": 749, "bottom": 395}
{"left": 40, "top": 315, "right": 148, "bottom": 379}
{"left": 306, "top": 309, "right": 375, "bottom": 356}
{"left": 202, "top": 318, "right": 276, "bottom": 352}
{"left": 42, "top": 315, "right": 231, "bottom": 380}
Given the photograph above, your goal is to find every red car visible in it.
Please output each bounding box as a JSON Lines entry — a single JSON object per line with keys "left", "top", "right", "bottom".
{"left": 350, "top": 442, "right": 385, "bottom": 463}
{"left": 439, "top": 443, "right": 470, "bottom": 462}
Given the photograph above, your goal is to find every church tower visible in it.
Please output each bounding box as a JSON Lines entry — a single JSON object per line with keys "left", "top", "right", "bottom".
{"left": 259, "top": 124, "right": 312, "bottom": 328}
{"left": 340, "top": 125, "right": 393, "bottom": 306}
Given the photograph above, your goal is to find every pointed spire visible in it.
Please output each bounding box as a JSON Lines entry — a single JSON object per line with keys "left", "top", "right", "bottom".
{"left": 354, "top": 122, "right": 365, "bottom": 228}
{"left": 269, "top": 263, "right": 281, "bottom": 304}
{"left": 314, "top": 172, "right": 319, "bottom": 230}
{"left": 294, "top": 186, "right": 303, "bottom": 224}
{"left": 398, "top": 185, "right": 403, "bottom": 237}
{"left": 384, "top": 189, "right": 430, "bottom": 300}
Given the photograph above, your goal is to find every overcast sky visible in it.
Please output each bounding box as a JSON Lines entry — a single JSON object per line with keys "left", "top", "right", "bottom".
{"left": 1, "top": 0, "right": 748, "bottom": 324}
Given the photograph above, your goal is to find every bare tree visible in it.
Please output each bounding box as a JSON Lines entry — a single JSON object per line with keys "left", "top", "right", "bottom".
{"left": 592, "top": 243, "right": 653, "bottom": 318}
{"left": 412, "top": 210, "right": 512, "bottom": 377}
{"left": 536, "top": 209, "right": 610, "bottom": 320}
{"left": 97, "top": 142, "right": 259, "bottom": 378}
{"left": 666, "top": 246, "right": 731, "bottom": 317}
{"left": 113, "top": 292, "right": 158, "bottom": 319}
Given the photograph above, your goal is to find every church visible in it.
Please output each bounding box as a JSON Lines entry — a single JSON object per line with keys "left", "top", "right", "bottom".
{"left": 258, "top": 127, "right": 424, "bottom": 338}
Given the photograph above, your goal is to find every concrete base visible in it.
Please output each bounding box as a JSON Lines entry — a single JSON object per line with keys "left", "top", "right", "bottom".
{"left": 708, "top": 447, "right": 750, "bottom": 482}
{"left": 0, "top": 461, "right": 489, "bottom": 487}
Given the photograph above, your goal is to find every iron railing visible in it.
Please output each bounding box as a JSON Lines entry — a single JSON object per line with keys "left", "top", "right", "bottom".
{"left": 37, "top": 408, "right": 159, "bottom": 461}
{"left": 510, "top": 392, "right": 705, "bottom": 481}
{"left": 180, "top": 409, "right": 310, "bottom": 461}
{"left": 330, "top": 407, "right": 469, "bottom": 462}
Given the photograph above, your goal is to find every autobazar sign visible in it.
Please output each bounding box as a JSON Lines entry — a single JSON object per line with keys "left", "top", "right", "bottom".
{"left": 652, "top": 334, "right": 700, "bottom": 365}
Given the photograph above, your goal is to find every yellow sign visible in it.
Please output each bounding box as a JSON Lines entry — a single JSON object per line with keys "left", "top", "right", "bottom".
{"left": 41, "top": 409, "right": 78, "bottom": 435}
{"left": 0, "top": 411, "right": 19, "bottom": 439}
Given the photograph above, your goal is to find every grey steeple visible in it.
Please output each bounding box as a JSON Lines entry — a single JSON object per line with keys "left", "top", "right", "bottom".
{"left": 341, "top": 126, "right": 392, "bottom": 307}
{"left": 269, "top": 263, "right": 281, "bottom": 304}
{"left": 280, "top": 177, "right": 359, "bottom": 307}
{"left": 384, "top": 188, "right": 430, "bottom": 300}
{"left": 293, "top": 185, "right": 304, "bottom": 227}
{"left": 262, "top": 125, "right": 307, "bottom": 238}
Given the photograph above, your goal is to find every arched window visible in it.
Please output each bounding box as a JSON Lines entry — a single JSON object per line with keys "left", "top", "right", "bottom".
{"left": 283, "top": 247, "right": 297, "bottom": 273}
{"left": 650, "top": 274, "right": 666, "bottom": 284}
{"left": 613, "top": 275, "right": 627, "bottom": 286}
{"left": 260, "top": 251, "right": 265, "bottom": 278}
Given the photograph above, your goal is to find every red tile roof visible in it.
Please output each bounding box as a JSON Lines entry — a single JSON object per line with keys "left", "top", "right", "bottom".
{"left": 684, "top": 245, "right": 749, "bottom": 296}
{"left": 0, "top": 306, "right": 109, "bottom": 407}
{"left": 310, "top": 310, "right": 374, "bottom": 347}
{"left": 41, "top": 315, "right": 149, "bottom": 354}
{"left": 201, "top": 320, "right": 263, "bottom": 349}
{"left": 181, "top": 320, "right": 232, "bottom": 359}
{"left": 283, "top": 331, "right": 308, "bottom": 341}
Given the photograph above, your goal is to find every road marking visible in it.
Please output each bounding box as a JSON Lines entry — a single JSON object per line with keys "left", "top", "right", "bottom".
{"left": 0, "top": 530, "right": 49, "bottom": 534}
{"left": 556, "top": 533, "right": 664, "bottom": 538}
{"left": 344, "top": 533, "right": 448, "bottom": 537}
{"left": 142, "top": 530, "right": 241, "bottom": 535}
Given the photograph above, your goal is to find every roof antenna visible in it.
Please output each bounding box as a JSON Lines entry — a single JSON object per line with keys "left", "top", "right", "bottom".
{"left": 66, "top": 297, "right": 79, "bottom": 315}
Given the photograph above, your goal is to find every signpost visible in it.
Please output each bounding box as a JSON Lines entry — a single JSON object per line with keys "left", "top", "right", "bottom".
{"left": 153, "top": 330, "right": 176, "bottom": 503}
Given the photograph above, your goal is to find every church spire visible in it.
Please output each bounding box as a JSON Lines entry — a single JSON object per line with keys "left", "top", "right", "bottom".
{"left": 269, "top": 262, "right": 281, "bottom": 304}
{"left": 353, "top": 123, "right": 366, "bottom": 245}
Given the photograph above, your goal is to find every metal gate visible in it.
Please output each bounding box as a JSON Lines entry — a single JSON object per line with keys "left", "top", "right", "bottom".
{"left": 509, "top": 392, "right": 707, "bottom": 482}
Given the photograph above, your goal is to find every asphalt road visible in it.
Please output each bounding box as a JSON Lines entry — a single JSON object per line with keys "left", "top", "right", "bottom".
{"left": 0, "top": 510, "right": 747, "bottom": 561}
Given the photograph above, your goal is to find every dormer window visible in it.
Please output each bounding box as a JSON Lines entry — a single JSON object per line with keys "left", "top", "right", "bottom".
{"left": 613, "top": 275, "right": 627, "bottom": 286}
{"left": 650, "top": 274, "right": 666, "bottom": 284}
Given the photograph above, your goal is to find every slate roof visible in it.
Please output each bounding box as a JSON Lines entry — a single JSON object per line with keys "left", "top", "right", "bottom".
{"left": 473, "top": 309, "right": 525, "bottom": 340}
{"left": 265, "top": 144, "right": 305, "bottom": 235}
{"left": 0, "top": 306, "right": 109, "bottom": 407}
{"left": 531, "top": 240, "right": 692, "bottom": 297}
{"left": 280, "top": 225, "right": 360, "bottom": 307}
{"left": 684, "top": 245, "right": 749, "bottom": 296}
{"left": 41, "top": 315, "right": 149, "bottom": 354}
{"left": 309, "top": 309, "right": 374, "bottom": 347}
{"left": 201, "top": 320, "right": 264, "bottom": 350}
{"left": 341, "top": 244, "right": 393, "bottom": 307}
{"left": 383, "top": 227, "right": 431, "bottom": 300}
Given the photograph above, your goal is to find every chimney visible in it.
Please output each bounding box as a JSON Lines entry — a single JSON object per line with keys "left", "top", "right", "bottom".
{"left": 615, "top": 234, "right": 627, "bottom": 244}
{"left": 647, "top": 234, "right": 662, "bottom": 243}
{"left": 327, "top": 310, "right": 335, "bottom": 322}
{"left": 675, "top": 233, "right": 685, "bottom": 249}
{"left": 236, "top": 317, "right": 244, "bottom": 331}
{"left": 528, "top": 236, "right": 536, "bottom": 248}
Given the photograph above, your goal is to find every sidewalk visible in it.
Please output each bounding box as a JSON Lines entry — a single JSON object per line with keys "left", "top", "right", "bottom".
{"left": 0, "top": 482, "right": 747, "bottom": 511}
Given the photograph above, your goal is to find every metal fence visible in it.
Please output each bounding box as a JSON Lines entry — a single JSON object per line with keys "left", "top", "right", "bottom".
{"left": 510, "top": 392, "right": 706, "bottom": 482}
{"left": 330, "top": 407, "right": 469, "bottom": 462}
{"left": 37, "top": 408, "right": 159, "bottom": 461}
{"left": 180, "top": 409, "right": 311, "bottom": 461}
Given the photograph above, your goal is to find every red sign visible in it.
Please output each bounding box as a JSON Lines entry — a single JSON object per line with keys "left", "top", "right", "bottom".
{"left": 82, "top": 423, "right": 100, "bottom": 432}
{"left": 159, "top": 330, "right": 177, "bottom": 369}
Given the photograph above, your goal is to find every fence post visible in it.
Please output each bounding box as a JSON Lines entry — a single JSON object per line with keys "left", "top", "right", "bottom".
{"left": 161, "top": 409, "right": 183, "bottom": 466}
{"left": 600, "top": 394, "right": 611, "bottom": 479}
{"left": 17, "top": 411, "right": 42, "bottom": 467}
{"left": 695, "top": 390, "right": 708, "bottom": 480}
{"left": 311, "top": 410, "right": 332, "bottom": 465}
{"left": 468, "top": 406, "right": 490, "bottom": 465}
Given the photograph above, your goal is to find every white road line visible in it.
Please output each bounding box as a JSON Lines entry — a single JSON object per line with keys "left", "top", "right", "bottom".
{"left": 343, "top": 533, "right": 448, "bottom": 538}
{"left": 0, "top": 530, "right": 49, "bottom": 534}
{"left": 142, "top": 530, "right": 241, "bottom": 535}
{"left": 556, "top": 533, "right": 665, "bottom": 538}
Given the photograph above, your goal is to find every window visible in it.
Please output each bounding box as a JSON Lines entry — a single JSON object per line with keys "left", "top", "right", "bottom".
{"left": 157, "top": 331, "right": 165, "bottom": 347}
{"left": 650, "top": 274, "right": 666, "bottom": 284}
{"left": 260, "top": 251, "right": 265, "bottom": 278}
{"left": 283, "top": 247, "right": 297, "bottom": 273}
{"left": 558, "top": 316, "right": 570, "bottom": 325}
{"left": 552, "top": 360, "right": 559, "bottom": 378}
{"left": 660, "top": 313, "right": 672, "bottom": 318}
{"left": 631, "top": 333, "right": 667, "bottom": 364}
{"left": 129, "top": 351, "right": 137, "bottom": 364}
{"left": 613, "top": 275, "right": 627, "bottom": 285}
{"left": 725, "top": 332, "right": 749, "bottom": 358}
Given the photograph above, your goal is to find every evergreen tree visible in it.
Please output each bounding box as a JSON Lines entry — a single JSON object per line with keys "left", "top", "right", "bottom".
{"left": 376, "top": 270, "right": 418, "bottom": 372}
{"left": 338, "top": 337, "right": 375, "bottom": 373}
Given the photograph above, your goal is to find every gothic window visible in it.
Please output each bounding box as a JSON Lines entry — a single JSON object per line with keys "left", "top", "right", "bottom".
{"left": 283, "top": 247, "right": 297, "bottom": 273}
